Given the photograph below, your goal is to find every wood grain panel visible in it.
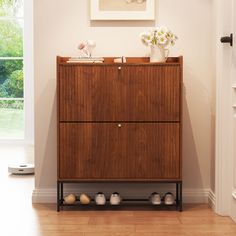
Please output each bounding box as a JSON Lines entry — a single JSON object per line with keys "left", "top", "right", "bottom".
{"left": 120, "top": 65, "right": 180, "bottom": 121}
{"left": 59, "top": 64, "right": 180, "bottom": 122}
{"left": 59, "top": 123, "right": 180, "bottom": 180}
{"left": 59, "top": 65, "right": 120, "bottom": 121}
{"left": 126, "top": 123, "right": 180, "bottom": 179}
{"left": 57, "top": 56, "right": 183, "bottom": 183}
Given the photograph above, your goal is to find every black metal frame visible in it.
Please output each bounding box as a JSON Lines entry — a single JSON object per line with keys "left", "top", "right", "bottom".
{"left": 57, "top": 181, "right": 182, "bottom": 212}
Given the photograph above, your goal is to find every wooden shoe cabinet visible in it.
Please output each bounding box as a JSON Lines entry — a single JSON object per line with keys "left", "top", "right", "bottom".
{"left": 56, "top": 56, "right": 183, "bottom": 211}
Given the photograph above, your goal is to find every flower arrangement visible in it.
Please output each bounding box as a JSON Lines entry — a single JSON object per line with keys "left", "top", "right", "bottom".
{"left": 140, "top": 26, "right": 178, "bottom": 48}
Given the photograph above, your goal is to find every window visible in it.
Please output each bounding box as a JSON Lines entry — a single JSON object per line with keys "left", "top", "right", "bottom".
{"left": 0, "top": 0, "right": 24, "bottom": 139}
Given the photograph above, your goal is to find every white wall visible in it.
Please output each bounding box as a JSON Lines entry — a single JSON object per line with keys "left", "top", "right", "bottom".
{"left": 34, "top": 0, "right": 215, "bottom": 202}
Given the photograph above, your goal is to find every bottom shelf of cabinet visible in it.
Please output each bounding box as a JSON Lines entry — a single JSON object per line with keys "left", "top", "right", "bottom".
{"left": 57, "top": 181, "right": 182, "bottom": 212}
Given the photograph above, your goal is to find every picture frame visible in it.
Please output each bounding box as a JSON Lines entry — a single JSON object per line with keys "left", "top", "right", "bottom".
{"left": 90, "top": 0, "right": 155, "bottom": 20}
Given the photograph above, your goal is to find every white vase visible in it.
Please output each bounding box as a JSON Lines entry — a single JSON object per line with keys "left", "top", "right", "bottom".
{"left": 150, "top": 46, "right": 169, "bottom": 63}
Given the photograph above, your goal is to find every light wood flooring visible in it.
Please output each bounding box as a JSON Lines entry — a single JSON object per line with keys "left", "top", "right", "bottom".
{"left": 31, "top": 204, "right": 236, "bottom": 236}
{"left": 1, "top": 145, "right": 236, "bottom": 236}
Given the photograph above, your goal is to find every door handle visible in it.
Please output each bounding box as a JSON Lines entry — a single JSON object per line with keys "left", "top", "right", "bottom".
{"left": 220, "top": 33, "right": 233, "bottom": 46}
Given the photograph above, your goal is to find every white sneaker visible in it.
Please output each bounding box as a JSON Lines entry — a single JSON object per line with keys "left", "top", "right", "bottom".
{"left": 110, "top": 192, "right": 122, "bottom": 205}
{"left": 149, "top": 192, "right": 161, "bottom": 205}
{"left": 95, "top": 192, "right": 106, "bottom": 205}
{"left": 164, "top": 192, "right": 175, "bottom": 205}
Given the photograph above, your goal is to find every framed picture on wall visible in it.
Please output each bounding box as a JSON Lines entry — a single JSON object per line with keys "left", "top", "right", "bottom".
{"left": 90, "top": 0, "right": 155, "bottom": 20}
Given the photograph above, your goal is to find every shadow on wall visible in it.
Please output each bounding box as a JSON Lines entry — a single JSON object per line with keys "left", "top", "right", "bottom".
{"left": 36, "top": 78, "right": 57, "bottom": 188}
{"left": 182, "top": 66, "right": 210, "bottom": 190}
{"left": 210, "top": 113, "right": 215, "bottom": 193}
{"left": 182, "top": 85, "right": 203, "bottom": 188}
{"left": 90, "top": 20, "right": 156, "bottom": 28}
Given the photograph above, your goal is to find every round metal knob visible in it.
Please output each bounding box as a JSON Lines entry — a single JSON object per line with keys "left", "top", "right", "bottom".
{"left": 118, "top": 67, "right": 121, "bottom": 70}
{"left": 118, "top": 124, "right": 122, "bottom": 128}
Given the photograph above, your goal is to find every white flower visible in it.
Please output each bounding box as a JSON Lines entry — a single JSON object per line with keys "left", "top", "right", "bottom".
{"left": 158, "top": 36, "right": 168, "bottom": 45}
{"left": 140, "top": 26, "right": 178, "bottom": 48}
{"left": 140, "top": 32, "right": 152, "bottom": 46}
{"left": 157, "top": 26, "right": 168, "bottom": 36}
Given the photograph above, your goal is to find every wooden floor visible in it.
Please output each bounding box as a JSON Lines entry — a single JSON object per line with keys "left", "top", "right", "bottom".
{"left": 29, "top": 204, "right": 236, "bottom": 236}
{"left": 1, "top": 145, "right": 236, "bottom": 236}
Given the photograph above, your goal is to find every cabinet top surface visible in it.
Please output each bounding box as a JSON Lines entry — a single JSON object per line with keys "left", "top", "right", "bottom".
{"left": 57, "top": 56, "right": 183, "bottom": 66}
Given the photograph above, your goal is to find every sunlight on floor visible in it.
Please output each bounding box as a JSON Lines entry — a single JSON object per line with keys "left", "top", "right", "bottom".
{"left": 0, "top": 144, "right": 38, "bottom": 235}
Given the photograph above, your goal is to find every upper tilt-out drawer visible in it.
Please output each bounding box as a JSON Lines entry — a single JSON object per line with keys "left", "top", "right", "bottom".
{"left": 59, "top": 64, "right": 180, "bottom": 122}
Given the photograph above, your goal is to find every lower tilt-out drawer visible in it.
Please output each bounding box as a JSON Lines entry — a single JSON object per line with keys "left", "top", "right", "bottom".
{"left": 59, "top": 123, "right": 180, "bottom": 180}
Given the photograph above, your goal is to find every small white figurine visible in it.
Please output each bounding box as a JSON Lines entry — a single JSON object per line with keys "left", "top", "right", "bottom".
{"left": 78, "top": 40, "right": 96, "bottom": 57}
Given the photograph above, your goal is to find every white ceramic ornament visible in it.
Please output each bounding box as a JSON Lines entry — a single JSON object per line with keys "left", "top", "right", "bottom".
{"left": 85, "top": 40, "right": 96, "bottom": 57}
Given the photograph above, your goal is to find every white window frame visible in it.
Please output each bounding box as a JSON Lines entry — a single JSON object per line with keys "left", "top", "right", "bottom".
{"left": 0, "top": 0, "right": 34, "bottom": 144}
{"left": 24, "top": 0, "right": 34, "bottom": 145}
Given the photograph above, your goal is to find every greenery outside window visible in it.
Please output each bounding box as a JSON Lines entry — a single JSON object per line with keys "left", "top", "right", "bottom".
{"left": 0, "top": 0, "right": 24, "bottom": 139}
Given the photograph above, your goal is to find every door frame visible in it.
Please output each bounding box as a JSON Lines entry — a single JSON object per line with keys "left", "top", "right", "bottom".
{"left": 215, "top": 0, "right": 234, "bottom": 216}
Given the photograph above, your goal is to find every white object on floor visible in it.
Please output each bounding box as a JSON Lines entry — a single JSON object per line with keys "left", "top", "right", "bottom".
{"left": 8, "top": 163, "right": 34, "bottom": 175}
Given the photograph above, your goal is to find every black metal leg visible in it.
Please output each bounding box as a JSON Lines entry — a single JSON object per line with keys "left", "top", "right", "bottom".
{"left": 179, "top": 182, "right": 182, "bottom": 212}
{"left": 60, "top": 182, "right": 64, "bottom": 204}
{"left": 57, "top": 181, "right": 60, "bottom": 212}
{"left": 176, "top": 183, "right": 179, "bottom": 210}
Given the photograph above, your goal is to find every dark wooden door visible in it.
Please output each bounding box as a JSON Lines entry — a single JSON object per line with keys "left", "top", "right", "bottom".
{"left": 59, "top": 123, "right": 180, "bottom": 180}
{"left": 119, "top": 65, "right": 180, "bottom": 121}
{"left": 59, "top": 64, "right": 180, "bottom": 122}
{"left": 59, "top": 65, "right": 121, "bottom": 121}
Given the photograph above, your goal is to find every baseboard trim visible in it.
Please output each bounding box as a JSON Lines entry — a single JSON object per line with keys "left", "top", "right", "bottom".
{"left": 183, "top": 188, "right": 209, "bottom": 204}
{"left": 32, "top": 188, "right": 56, "bottom": 203}
{"left": 32, "top": 187, "right": 211, "bottom": 204}
{"left": 208, "top": 189, "right": 216, "bottom": 211}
